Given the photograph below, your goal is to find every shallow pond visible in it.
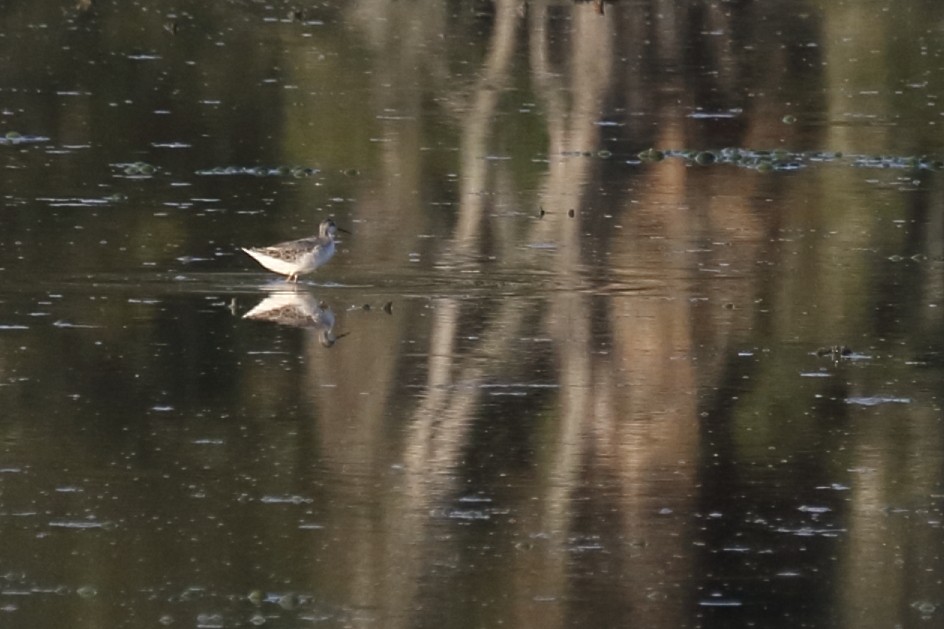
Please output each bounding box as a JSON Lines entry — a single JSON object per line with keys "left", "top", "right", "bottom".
{"left": 1, "top": 1, "right": 944, "bottom": 627}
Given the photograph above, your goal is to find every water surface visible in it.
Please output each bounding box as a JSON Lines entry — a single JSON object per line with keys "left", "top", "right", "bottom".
{"left": 2, "top": 1, "right": 944, "bottom": 627}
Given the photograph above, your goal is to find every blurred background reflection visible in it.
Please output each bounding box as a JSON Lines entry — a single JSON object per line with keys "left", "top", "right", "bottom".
{"left": 0, "top": 1, "right": 943, "bottom": 627}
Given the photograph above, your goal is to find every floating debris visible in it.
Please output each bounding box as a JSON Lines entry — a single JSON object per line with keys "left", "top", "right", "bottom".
{"left": 699, "top": 599, "right": 743, "bottom": 607}
{"left": 694, "top": 151, "right": 716, "bottom": 165}
{"left": 845, "top": 396, "right": 912, "bottom": 406}
{"left": 76, "top": 585, "right": 98, "bottom": 599}
{"left": 53, "top": 320, "right": 100, "bottom": 329}
{"left": 628, "top": 147, "right": 943, "bottom": 173}
{"left": 195, "top": 165, "right": 319, "bottom": 177}
{"left": 637, "top": 147, "right": 665, "bottom": 162}
{"left": 259, "top": 495, "right": 312, "bottom": 504}
{"left": 0, "top": 132, "right": 50, "bottom": 146}
{"left": 911, "top": 601, "right": 937, "bottom": 618}
{"left": 688, "top": 108, "right": 742, "bottom": 119}
{"left": 50, "top": 520, "right": 110, "bottom": 529}
{"left": 816, "top": 345, "right": 853, "bottom": 358}
{"left": 112, "top": 161, "right": 158, "bottom": 177}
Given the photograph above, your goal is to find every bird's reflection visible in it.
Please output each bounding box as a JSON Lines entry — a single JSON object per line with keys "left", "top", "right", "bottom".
{"left": 242, "top": 291, "right": 346, "bottom": 347}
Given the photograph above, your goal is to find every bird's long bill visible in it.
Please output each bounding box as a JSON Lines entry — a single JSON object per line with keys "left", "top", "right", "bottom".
{"left": 336, "top": 226, "right": 352, "bottom": 234}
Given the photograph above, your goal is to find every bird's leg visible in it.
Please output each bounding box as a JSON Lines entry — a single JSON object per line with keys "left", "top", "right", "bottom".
{"left": 287, "top": 273, "right": 298, "bottom": 283}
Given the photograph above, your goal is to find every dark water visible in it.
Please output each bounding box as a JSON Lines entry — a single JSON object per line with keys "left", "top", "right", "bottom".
{"left": 2, "top": 1, "right": 944, "bottom": 627}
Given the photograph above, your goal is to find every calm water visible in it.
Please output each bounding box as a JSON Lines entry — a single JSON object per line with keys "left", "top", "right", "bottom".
{"left": 2, "top": 1, "right": 944, "bottom": 627}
